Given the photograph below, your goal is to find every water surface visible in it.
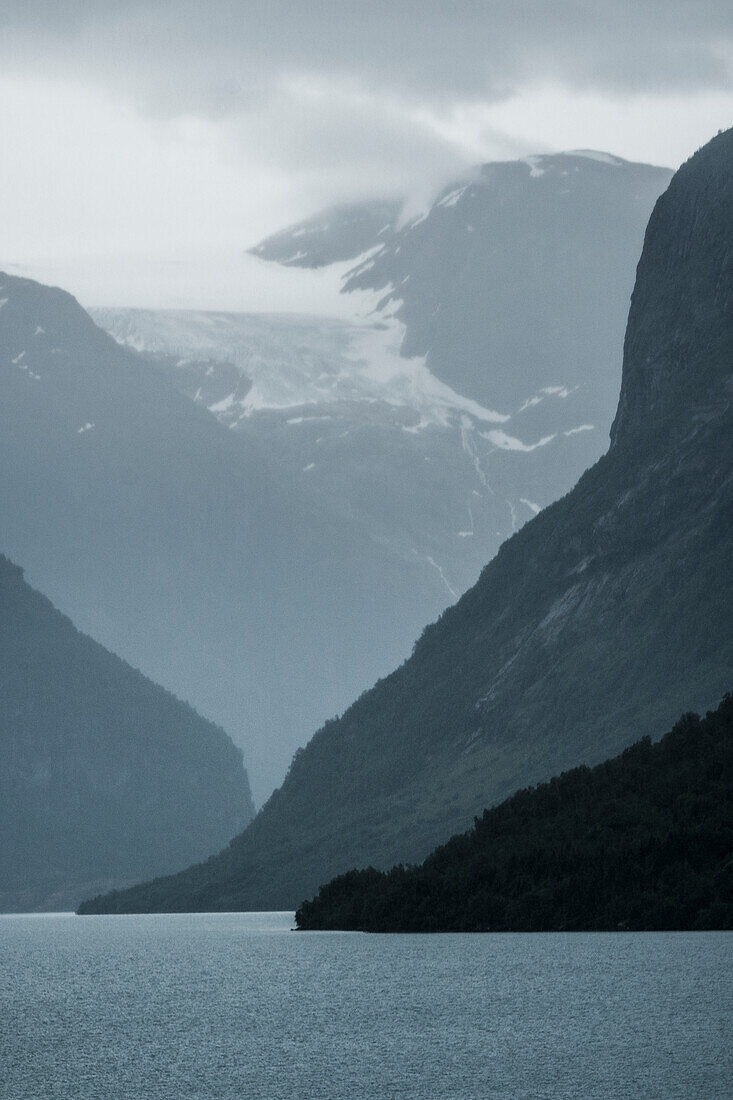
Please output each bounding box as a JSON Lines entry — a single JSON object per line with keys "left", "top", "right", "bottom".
{"left": 1, "top": 913, "right": 730, "bottom": 1099}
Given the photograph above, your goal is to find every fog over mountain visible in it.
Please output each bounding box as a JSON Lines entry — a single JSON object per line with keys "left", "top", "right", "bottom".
{"left": 1, "top": 1, "right": 729, "bottom": 300}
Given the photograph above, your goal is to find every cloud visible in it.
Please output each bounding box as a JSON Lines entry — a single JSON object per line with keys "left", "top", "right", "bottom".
{"left": 4, "top": 2, "right": 728, "bottom": 200}
{"left": 1, "top": 1, "right": 731, "bottom": 280}
{"left": 3, "top": 1, "right": 732, "bottom": 111}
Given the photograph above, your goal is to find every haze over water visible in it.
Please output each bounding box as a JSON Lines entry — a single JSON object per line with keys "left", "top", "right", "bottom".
{"left": 2, "top": 912, "right": 730, "bottom": 1099}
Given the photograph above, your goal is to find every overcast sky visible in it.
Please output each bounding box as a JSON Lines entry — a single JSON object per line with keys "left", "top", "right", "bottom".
{"left": 1, "top": 1, "right": 731, "bottom": 309}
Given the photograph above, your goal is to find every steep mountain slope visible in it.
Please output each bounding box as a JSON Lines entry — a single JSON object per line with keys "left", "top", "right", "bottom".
{"left": 0, "top": 554, "right": 252, "bottom": 912}
{"left": 295, "top": 697, "right": 733, "bottom": 932}
{"left": 91, "top": 155, "right": 670, "bottom": 650}
{"left": 80, "top": 129, "right": 732, "bottom": 914}
{"left": 0, "top": 275, "right": 454, "bottom": 802}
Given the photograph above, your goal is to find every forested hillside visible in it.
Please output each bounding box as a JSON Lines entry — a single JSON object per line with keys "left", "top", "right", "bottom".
{"left": 295, "top": 697, "right": 733, "bottom": 932}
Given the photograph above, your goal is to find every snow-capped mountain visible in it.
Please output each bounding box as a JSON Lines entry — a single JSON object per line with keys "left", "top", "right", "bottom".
{"left": 254, "top": 150, "right": 672, "bottom": 411}
{"left": 249, "top": 199, "right": 402, "bottom": 269}
{"left": 93, "top": 307, "right": 609, "bottom": 602}
{"left": 94, "top": 151, "right": 671, "bottom": 605}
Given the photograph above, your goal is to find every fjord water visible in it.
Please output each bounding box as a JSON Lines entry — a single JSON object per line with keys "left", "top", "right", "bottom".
{"left": 2, "top": 914, "right": 730, "bottom": 1099}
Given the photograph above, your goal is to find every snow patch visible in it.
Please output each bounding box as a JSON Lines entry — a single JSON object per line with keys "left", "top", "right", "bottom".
{"left": 208, "top": 392, "right": 237, "bottom": 413}
{"left": 77, "top": 422, "right": 95, "bottom": 434}
{"left": 523, "top": 156, "right": 546, "bottom": 178}
{"left": 520, "top": 498, "right": 541, "bottom": 515}
{"left": 564, "top": 424, "right": 594, "bottom": 436}
{"left": 93, "top": 306, "right": 509, "bottom": 434}
{"left": 436, "top": 186, "right": 467, "bottom": 208}
{"left": 518, "top": 384, "right": 575, "bottom": 412}
{"left": 460, "top": 417, "right": 494, "bottom": 493}
{"left": 402, "top": 417, "right": 433, "bottom": 435}
{"left": 287, "top": 415, "right": 334, "bottom": 425}
{"left": 425, "top": 555, "right": 458, "bottom": 600}
{"left": 569, "top": 150, "right": 622, "bottom": 165}
{"left": 481, "top": 429, "right": 556, "bottom": 452}
{"left": 542, "top": 385, "right": 573, "bottom": 397}
{"left": 407, "top": 212, "right": 428, "bottom": 230}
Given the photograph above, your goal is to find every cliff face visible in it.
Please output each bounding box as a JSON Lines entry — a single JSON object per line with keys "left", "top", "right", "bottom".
{"left": 611, "top": 129, "right": 733, "bottom": 446}
{"left": 82, "top": 130, "right": 733, "bottom": 914}
{"left": 0, "top": 555, "right": 254, "bottom": 911}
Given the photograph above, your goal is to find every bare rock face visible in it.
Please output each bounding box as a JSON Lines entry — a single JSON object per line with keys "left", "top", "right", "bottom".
{"left": 611, "top": 128, "right": 733, "bottom": 448}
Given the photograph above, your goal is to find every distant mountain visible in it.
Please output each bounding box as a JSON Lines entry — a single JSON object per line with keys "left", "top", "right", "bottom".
{"left": 253, "top": 151, "right": 672, "bottom": 415}
{"left": 294, "top": 697, "right": 733, "bottom": 932}
{"left": 80, "top": 129, "right": 732, "bottom": 914}
{"left": 91, "top": 151, "right": 671, "bottom": 701}
{"left": 92, "top": 307, "right": 607, "bottom": 608}
{"left": 0, "top": 554, "right": 252, "bottom": 912}
{"left": 249, "top": 199, "right": 401, "bottom": 267}
{"left": 0, "top": 275, "right": 453, "bottom": 803}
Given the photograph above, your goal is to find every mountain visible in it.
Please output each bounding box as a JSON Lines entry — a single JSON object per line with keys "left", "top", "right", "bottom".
{"left": 0, "top": 274, "right": 458, "bottom": 803}
{"left": 0, "top": 553, "right": 252, "bottom": 912}
{"left": 253, "top": 151, "right": 672, "bottom": 415}
{"left": 294, "top": 697, "right": 733, "bottom": 932}
{"left": 79, "top": 129, "right": 732, "bottom": 914}
{"left": 91, "top": 307, "right": 603, "bottom": 608}
{"left": 90, "top": 151, "right": 671, "bottom": 690}
{"left": 249, "top": 199, "right": 402, "bottom": 268}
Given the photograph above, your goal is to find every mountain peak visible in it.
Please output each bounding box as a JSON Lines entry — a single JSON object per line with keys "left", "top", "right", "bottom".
{"left": 611, "top": 127, "right": 733, "bottom": 449}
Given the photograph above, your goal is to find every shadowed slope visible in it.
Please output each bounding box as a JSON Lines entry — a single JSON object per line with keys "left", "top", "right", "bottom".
{"left": 295, "top": 696, "right": 733, "bottom": 932}
{"left": 0, "top": 555, "right": 253, "bottom": 911}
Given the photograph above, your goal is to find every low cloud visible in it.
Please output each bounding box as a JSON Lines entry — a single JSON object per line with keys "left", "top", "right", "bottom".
{"left": 1, "top": 2, "right": 731, "bottom": 266}
{"left": 4, "top": 2, "right": 732, "bottom": 107}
